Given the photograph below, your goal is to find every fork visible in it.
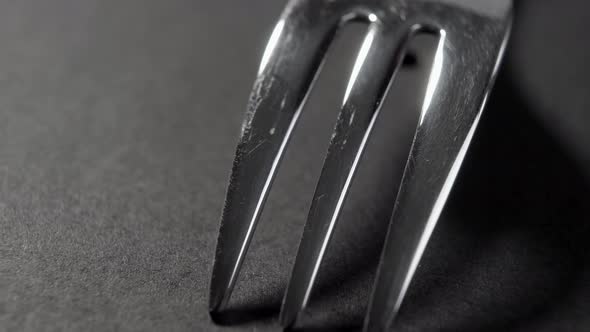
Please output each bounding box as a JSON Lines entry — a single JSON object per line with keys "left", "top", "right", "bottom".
{"left": 209, "top": 0, "right": 512, "bottom": 330}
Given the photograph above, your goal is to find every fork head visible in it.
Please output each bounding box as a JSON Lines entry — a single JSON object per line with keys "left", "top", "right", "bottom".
{"left": 209, "top": 0, "right": 512, "bottom": 330}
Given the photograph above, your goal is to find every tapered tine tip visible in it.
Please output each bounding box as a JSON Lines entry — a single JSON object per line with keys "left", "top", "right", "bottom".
{"left": 279, "top": 265, "right": 309, "bottom": 329}
{"left": 279, "top": 305, "right": 300, "bottom": 329}
{"left": 208, "top": 307, "right": 224, "bottom": 324}
{"left": 208, "top": 280, "right": 230, "bottom": 314}
{"left": 208, "top": 299, "right": 221, "bottom": 315}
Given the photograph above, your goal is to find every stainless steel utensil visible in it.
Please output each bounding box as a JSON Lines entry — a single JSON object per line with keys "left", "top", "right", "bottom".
{"left": 210, "top": 0, "right": 512, "bottom": 330}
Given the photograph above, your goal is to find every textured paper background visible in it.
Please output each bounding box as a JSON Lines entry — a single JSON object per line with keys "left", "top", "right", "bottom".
{"left": 1, "top": 1, "right": 589, "bottom": 331}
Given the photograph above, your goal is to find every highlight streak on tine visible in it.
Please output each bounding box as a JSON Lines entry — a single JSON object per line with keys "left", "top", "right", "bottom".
{"left": 363, "top": 17, "right": 512, "bottom": 332}
{"left": 209, "top": 3, "right": 337, "bottom": 314}
{"left": 280, "top": 22, "right": 409, "bottom": 328}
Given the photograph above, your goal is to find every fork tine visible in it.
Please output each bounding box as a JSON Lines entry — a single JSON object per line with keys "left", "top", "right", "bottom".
{"left": 209, "top": 2, "right": 338, "bottom": 314}
{"left": 363, "top": 13, "right": 512, "bottom": 332}
{"left": 280, "top": 20, "right": 411, "bottom": 328}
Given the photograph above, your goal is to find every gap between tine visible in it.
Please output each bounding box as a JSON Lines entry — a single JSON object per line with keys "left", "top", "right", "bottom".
{"left": 279, "top": 21, "right": 410, "bottom": 329}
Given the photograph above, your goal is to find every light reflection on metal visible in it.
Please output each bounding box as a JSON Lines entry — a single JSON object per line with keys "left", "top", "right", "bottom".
{"left": 420, "top": 29, "right": 446, "bottom": 125}
{"left": 343, "top": 27, "right": 377, "bottom": 105}
{"left": 258, "top": 19, "right": 285, "bottom": 75}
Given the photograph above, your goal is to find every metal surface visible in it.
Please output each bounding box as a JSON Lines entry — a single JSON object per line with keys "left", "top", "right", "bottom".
{"left": 209, "top": 0, "right": 512, "bottom": 330}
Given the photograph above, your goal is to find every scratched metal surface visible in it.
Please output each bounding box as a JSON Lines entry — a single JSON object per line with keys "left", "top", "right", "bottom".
{"left": 0, "top": 0, "right": 589, "bottom": 331}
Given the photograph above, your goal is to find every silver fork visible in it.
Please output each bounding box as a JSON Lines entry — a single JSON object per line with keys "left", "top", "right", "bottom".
{"left": 209, "top": 0, "right": 512, "bottom": 330}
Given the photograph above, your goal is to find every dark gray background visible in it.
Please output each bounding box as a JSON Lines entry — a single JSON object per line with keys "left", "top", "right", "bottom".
{"left": 1, "top": 0, "right": 589, "bottom": 331}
